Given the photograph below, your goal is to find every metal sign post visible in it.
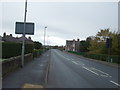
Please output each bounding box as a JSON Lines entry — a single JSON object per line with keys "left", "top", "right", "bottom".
{"left": 106, "top": 37, "right": 112, "bottom": 62}
{"left": 15, "top": 0, "right": 34, "bottom": 67}
{"left": 21, "top": 0, "right": 27, "bottom": 67}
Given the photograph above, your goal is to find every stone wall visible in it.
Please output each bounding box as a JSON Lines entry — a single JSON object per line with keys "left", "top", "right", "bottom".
{"left": 2, "top": 53, "right": 33, "bottom": 78}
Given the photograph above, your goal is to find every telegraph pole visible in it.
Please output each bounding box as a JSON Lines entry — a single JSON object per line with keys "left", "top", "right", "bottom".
{"left": 21, "top": 0, "right": 27, "bottom": 67}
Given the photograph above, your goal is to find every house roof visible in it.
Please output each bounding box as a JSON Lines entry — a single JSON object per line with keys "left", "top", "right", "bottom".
{"left": 2, "top": 35, "right": 33, "bottom": 44}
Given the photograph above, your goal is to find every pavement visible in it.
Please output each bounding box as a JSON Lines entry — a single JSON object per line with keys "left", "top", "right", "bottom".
{"left": 2, "top": 50, "right": 51, "bottom": 88}
{"left": 47, "top": 49, "right": 120, "bottom": 88}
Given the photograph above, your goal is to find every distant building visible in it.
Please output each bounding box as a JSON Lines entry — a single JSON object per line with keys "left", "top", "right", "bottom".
{"left": 0, "top": 36, "right": 3, "bottom": 42}
{"left": 65, "top": 38, "right": 80, "bottom": 52}
{"left": 2, "top": 32, "right": 33, "bottom": 44}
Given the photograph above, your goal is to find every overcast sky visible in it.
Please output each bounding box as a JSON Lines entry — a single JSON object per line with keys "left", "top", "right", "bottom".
{"left": 0, "top": 1, "right": 118, "bottom": 46}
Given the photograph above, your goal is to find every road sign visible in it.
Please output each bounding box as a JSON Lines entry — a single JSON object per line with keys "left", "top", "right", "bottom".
{"left": 15, "top": 22, "right": 34, "bottom": 35}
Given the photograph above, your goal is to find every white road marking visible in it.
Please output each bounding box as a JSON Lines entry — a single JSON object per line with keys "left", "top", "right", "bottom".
{"left": 82, "top": 66, "right": 99, "bottom": 75}
{"left": 72, "top": 61, "right": 78, "bottom": 65}
{"left": 39, "top": 64, "right": 44, "bottom": 67}
{"left": 110, "top": 80, "right": 120, "bottom": 87}
{"left": 76, "top": 61, "right": 85, "bottom": 66}
{"left": 100, "top": 74, "right": 109, "bottom": 77}
{"left": 91, "top": 67, "right": 109, "bottom": 76}
{"left": 71, "top": 59, "right": 74, "bottom": 60}
{"left": 109, "top": 76, "right": 112, "bottom": 78}
{"left": 67, "top": 58, "right": 70, "bottom": 60}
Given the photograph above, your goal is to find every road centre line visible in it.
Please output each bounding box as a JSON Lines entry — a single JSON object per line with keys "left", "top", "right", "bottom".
{"left": 71, "top": 59, "right": 74, "bottom": 60}
{"left": 72, "top": 61, "right": 78, "bottom": 65}
{"left": 100, "top": 74, "right": 109, "bottom": 77}
{"left": 76, "top": 61, "right": 85, "bottom": 66}
{"left": 110, "top": 80, "right": 120, "bottom": 87}
{"left": 91, "top": 67, "right": 109, "bottom": 76}
{"left": 39, "top": 64, "right": 44, "bottom": 67}
{"left": 82, "top": 66, "right": 99, "bottom": 76}
{"left": 67, "top": 58, "right": 70, "bottom": 60}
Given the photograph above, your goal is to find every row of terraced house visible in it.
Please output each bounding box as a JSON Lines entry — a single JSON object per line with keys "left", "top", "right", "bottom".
{"left": 0, "top": 32, "right": 33, "bottom": 44}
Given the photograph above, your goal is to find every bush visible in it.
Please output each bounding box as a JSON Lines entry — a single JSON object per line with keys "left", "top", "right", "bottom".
{"left": 2, "top": 42, "right": 34, "bottom": 58}
{"left": 34, "top": 41, "right": 42, "bottom": 49}
{"left": 33, "top": 49, "right": 43, "bottom": 57}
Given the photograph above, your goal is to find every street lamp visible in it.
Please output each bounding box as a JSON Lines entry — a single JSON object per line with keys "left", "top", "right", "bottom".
{"left": 44, "top": 26, "right": 47, "bottom": 51}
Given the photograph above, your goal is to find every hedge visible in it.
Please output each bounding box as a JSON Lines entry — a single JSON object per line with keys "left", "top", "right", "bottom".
{"left": 68, "top": 51, "right": 120, "bottom": 64}
{"left": 2, "top": 42, "right": 34, "bottom": 58}
{"left": 33, "top": 49, "right": 43, "bottom": 57}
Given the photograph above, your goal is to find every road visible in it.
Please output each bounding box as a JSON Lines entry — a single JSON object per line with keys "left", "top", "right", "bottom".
{"left": 47, "top": 49, "right": 120, "bottom": 88}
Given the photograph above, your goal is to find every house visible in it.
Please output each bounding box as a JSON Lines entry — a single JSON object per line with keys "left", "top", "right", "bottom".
{"left": 65, "top": 38, "right": 80, "bottom": 52}
{"left": 0, "top": 36, "right": 3, "bottom": 42}
{"left": 2, "top": 33, "right": 33, "bottom": 44}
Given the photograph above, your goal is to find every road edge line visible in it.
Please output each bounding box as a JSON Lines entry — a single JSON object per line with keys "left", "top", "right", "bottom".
{"left": 44, "top": 50, "right": 51, "bottom": 88}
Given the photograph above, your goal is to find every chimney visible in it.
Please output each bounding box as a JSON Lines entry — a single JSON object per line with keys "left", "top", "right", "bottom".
{"left": 10, "top": 34, "right": 12, "bottom": 37}
{"left": 3, "top": 32, "right": 6, "bottom": 37}
{"left": 28, "top": 36, "right": 31, "bottom": 40}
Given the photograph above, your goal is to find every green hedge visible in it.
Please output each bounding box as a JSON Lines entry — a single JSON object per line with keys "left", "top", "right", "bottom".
{"left": 33, "top": 49, "right": 43, "bottom": 57}
{"left": 68, "top": 51, "right": 120, "bottom": 64}
{"left": 2, "top": 42, "right": 34, "bottom": 58}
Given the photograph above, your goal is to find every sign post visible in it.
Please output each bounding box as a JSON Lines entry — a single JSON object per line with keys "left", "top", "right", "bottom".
{"left": 15, "top": 0, "right": 34, "bottom": 67}
{"left": 21, "top": 0, "right": 27, "bottom": 67}
{"left": 106, "top": 37, "right": 112, "bottom": 62}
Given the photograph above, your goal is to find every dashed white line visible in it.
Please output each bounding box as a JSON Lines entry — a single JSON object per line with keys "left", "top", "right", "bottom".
{"left": 110, "top": 80, "right": 120, "bottom": 87}
{"left": 82, "top": 66, "right": 99, "bottom": 75}
{"left": 76, "top": 61, "right": 85, "bottom": 66}
{"left": 71, "top": 59, "right": 74, "bottom": 60}
{"left": 39, "top": 64, "right": 44, "bottom": 67}
{"left": 72, "top": 61, "right": 78, "bottom": 65}
{"left": 91, "top": 67, "right": 109, "bottom": 76}
{"left": 100, "top": 74, "right": 109, "bottom": 77}
{"left": 67, "top": 58, "right": 70, "bottom": 60}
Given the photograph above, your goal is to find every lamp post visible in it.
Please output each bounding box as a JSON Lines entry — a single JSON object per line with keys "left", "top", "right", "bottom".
{"left": 47, "top": 35, "right": 49, "bottom": 45}
{"left": 44, "top": 26, "right": 47, "bottom": 51}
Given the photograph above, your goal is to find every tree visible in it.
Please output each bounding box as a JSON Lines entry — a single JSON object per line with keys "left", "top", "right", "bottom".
{"left": 88, "top": 36, "right": 107, "bottom": 54}
{"left": 110, "top": 32, "right": 120, "bottom": 55}
{"left": 88, "top": 28, "right": 120, "bottom": 55}
{"left": 80, "top": 40, "right": 89, "bottom": 52}
{"left": 34, "top": 41, "right": 42, "bottom": 49}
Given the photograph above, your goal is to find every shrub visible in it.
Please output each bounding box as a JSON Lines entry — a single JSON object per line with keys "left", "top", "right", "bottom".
{"left": 34, "top": 41, "right": 42, "bottom": 49}
{"left": 33, "top": 49, "right": 43, "bottom": 57}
